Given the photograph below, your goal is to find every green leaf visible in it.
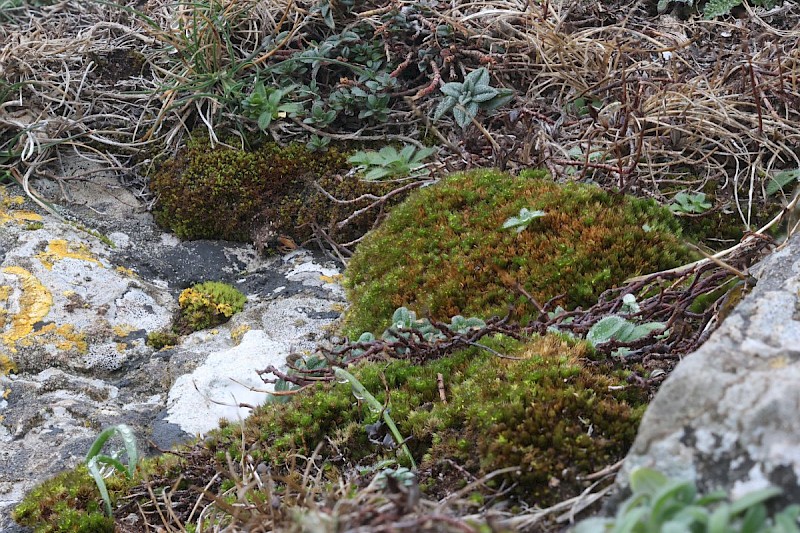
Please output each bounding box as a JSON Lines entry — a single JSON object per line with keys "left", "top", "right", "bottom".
{"left": 449, "top": 315, "right": 486, "bottom": 333}
{"left": 466, "top": 101, "right": 480, "bottom": 121}
{"left": 453, "top": 106, "right": 470, "bottom": 128}
{"left": 85, "top": 424, "right": 138, "bottom": 517}
{"left": 357, "top": 332, "right": 375, "bottom": 343}
{"left": 364, "top": 167, "right": 391, "bottom": 181}
{"left": 708, "top": 503, "right": 732, "bottom": 533}
{"left": 765, "top": 168, "right": 800, "bottom": 196}
{"left": 773, "top": 505, "right": 800, "bottom": 532}
{"left": 613, "top": 506, "right": 648, "bottom": 532}
{"left": 434, "top": 96, "right": 457, "bottom": 121}
{"left": 703, "top": 0, "right": 742, "bottom": 18}
{"left": 399, "top": 144, "right": 416, "bottom": 162}
{"left": 729, "top": 486, "right": 782, "bottom": 515}
{"left": 482, "top": 89, "right": 514, "bottom": 111}
{"left": 391, "top": 307, "right": 415, "bottom": 329}
{"left": 740, "top": 503, "right": 768, "bottom": 533}
{"left": 413, "top": 146, "right": 437, "bottom": 163}
{"left": 629, "top": 467, "right": 669, "bottom": 496}
{"left": 465, "top": 67, "right": 490, "bottom": 90}
{"left": 472, "top": 86, "right": 499, "bottom": 102}
{"left": 650, "top": 479, "right": 697, "bottom": 523}
{"left": 92, "top": 454, "right": 130, "bottom": 477}
{"left": 587, "top": 316, "right": 630, "bottom": 347}
{"left": 86, "top": 457, "right": 113, "bottom": 517}
{"left": 258, "top": 112, "right": 272, "bottom": 130}
{"left": 628, "top": 322, "right": 667, "bottom": 340}
{"left": 502, "top": 208, "right": 547, "bottom": 233}
{"left": 440, "top": 82, "right": 464, "bottom": 98}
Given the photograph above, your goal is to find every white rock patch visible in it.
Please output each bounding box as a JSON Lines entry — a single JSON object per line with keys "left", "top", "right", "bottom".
{"left": 165, "top": 329, "right": 287, "bottom": 435}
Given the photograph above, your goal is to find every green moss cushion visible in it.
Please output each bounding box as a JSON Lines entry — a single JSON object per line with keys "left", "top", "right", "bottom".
{"left": 150, "top": 139, "right": 348, "bottom": 241}
{"left": 344, "top": 169, "right": 694, "bottom": 336}
{"left": 203, "top": 335, "right": 646, "bottom": 507}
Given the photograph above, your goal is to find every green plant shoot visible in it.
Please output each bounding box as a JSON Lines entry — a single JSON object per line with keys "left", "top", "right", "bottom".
{"left": 333, "top": 367, "right": 417, "bottom": 469}
{"left": 502, "top": 207, "right": 546, "bottom": 233}
{"left": 85, "top": 424, "right": 139, "bottom": 517}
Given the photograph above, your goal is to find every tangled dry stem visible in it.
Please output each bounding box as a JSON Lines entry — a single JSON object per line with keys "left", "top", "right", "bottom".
{"left": 1, "top": 0, "right": 798, "bottom": 231}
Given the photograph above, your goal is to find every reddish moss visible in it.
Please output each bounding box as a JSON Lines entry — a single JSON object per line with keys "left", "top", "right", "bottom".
{"left": 344, "top": 169, "right": 696, "bottom": 336}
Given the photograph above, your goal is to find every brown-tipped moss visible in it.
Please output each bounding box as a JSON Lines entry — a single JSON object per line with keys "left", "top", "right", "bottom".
{"left": 265, "top": 170, "right": 405, "bottom": 248}
{"left": 12, "top": 464, "right": 119, "bottom": 533}
{"left": 344, "top": 169, "right": 696, "bottom": 337}
{"left": 14, "top": 336, "right": 646, "bottom": 530}
{"left": 150, "top": 138, "right": 349, "bottom": 242}
{"left": 182, "top": 334, "right": 647, "bottom": 508}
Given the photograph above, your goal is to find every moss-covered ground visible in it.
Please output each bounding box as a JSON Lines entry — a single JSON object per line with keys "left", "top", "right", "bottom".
{"left": 14, "top": 334, "right": 647, "bottom": 531}
{"left": 344, "top": 168, "right": 697, "bottom": 337}
{"left": 7, "top": 0, "right": 794, "bottom": 527}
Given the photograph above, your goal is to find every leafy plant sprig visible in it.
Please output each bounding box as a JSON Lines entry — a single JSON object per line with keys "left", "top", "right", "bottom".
{"left": 303, "top": 101, "right": 337, "bottom": 127}
{"left": 502, "top": 207, "right": 546, "bottom": 233}
{"left": 348, "top": 145, "right": 436, "bottom": 180}
{"left": 433, "top": 67, "right": 514, "bottom": 128}
{"left": 765, "top": 168, "right": 800, "bottom": 197}
{"left": 586, "top": 295, "right": 667, "bottom": 356}
{"left": 85, "top": 424, "right": 139, "bottom": 517}
{"left": 574, "top": 467, "right": 800, "bottom": 532}
{"left": 669, "top": 191, "right": 712, "bottom": 215}
{"left": 333, "top": 367, "right": 417, "bottom": 469}
{"left": 354, "top": 307, "right": 487, "bottom": 357}
{"left": 242, "top": 81, "right": 303, "bottom": 130}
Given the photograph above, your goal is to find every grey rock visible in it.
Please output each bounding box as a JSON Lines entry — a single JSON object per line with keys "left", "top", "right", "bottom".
{"left": 0, "top": 180, "right": 346, "bottom": 528}
{"left": 618, "top": 233, "right": 800, "bottom": 507}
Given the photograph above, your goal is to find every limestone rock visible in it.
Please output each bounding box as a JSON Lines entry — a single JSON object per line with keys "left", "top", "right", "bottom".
{"left": 618, "top": 233, "right": 800, "bottom": 506}
{"left": 0, "top": 183, "right": 346, "bottom": 530}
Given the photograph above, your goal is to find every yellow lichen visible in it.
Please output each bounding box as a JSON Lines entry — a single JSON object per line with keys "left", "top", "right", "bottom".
{"left": 116, "top": 342, "right": 127, "bottom": 352}
{"left": 16, "top": 323, "right": 88, "bottom": 354}
{"left": 0, "top": 188, "right": 42, "bottom": 226}
{"left": 319, "top": 274, "right": 343, "bottom": 284}
{"left": 1, "top": 353, "right": 17, "bottom": 375}
{"left": 230, "top": 324, "right": 251, "bottom": 345}
{"left": 115, "top": 266, "right": 137, "bottom": 277}
{"left": 112, "top": 324, "right": 136, "bottom": 338}
{"left": 36, "top": 240, "right": 104, "bottom": 270}
{"left": 1, "top": 267, "right": 53, "bottom": 352}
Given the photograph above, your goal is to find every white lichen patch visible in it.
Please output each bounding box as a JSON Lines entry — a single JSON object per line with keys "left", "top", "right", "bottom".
{"left": 82, "top": 343, "right": 127, "bottom": 372}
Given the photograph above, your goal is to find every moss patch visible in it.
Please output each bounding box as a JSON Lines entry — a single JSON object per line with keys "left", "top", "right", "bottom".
{"left": 15, "top": 336, "right": 646, "bottom": 529}
{"left": 12, "top": 465, "right": 118, "bottom": 533}
{"left": 344, "top": 169, "right": 696, "bottom": 337}
{"left": 195, "top": 334, "right": 646, "bottom": 508}
{"left": 150, "top": 138, "right": 349, "bottom": 242}
{"left": 176, "top": 281, "right": 246, "bottom": 333}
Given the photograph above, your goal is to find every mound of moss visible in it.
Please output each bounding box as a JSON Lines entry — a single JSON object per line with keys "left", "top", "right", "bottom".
{"left": 13, "top": 465, "right": 119, "bottom": 533}
{"left": 201, "top": 334, "right": 646, "bottom": 507}
{"left": 176, "top": 281, "right": 246, "bottom": 333}
{"left": 15, "top": 336, "right": 646, "bottom": 528}
{"left": 344, "top": 169, "right": 695, "bottom": 336}
{"left": 150, "top": 138, "right": 403, "bottom": 246}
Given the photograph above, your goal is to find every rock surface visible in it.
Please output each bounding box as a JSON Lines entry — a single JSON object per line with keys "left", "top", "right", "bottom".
{"left": 618, "top": 233, "right": 800, "bottom": 506}
{"left": 0, "top": 181, "right": 346, "bottom": 530}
